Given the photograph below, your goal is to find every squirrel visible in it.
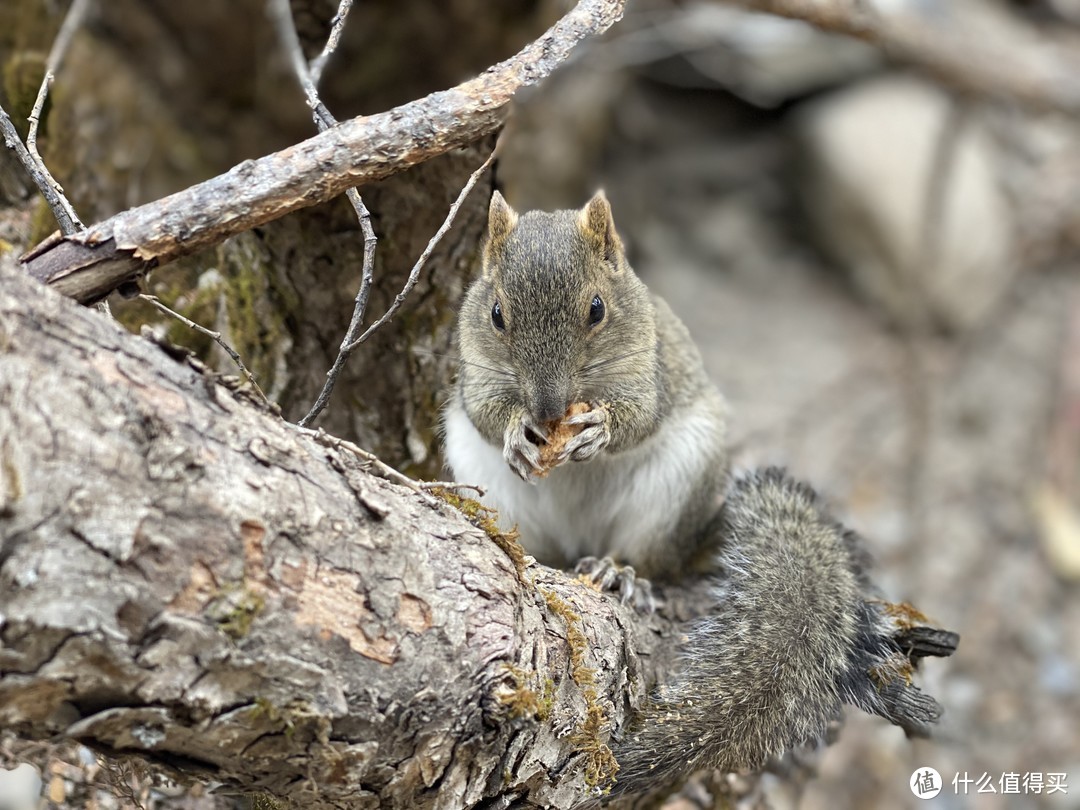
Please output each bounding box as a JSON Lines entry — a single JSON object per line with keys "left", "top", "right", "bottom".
{"left": 442, "top": 191, "right": 957, "bottom": 798}
{"left": 443, "top": 190, "right": 729, "bottom": 588}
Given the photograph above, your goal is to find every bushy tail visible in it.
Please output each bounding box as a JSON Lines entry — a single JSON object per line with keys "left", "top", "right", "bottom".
{"left": 610, "top": 468, "right": 958, "bottom": 797}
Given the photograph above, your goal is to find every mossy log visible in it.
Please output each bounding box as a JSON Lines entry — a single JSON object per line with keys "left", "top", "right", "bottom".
{"left": 0, "top": 258, "right": 700, "bottom": 809}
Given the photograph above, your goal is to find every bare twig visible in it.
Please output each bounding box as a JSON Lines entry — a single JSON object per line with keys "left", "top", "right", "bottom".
{"left": 294, "top": 189, "right": 377, "bottom": 424}
{"left": 0, "top": 108, "right": 77, "bottom": 233}
{"left": 269, "top": 0, "right": 344, "bottom": 130}
{"left": 300, "top": 143, "right": 497, "bottom": 427}
{"left": 24, "top": 0, "right": 90, "bottom": 235}
{"left": 268, "top": 0, "right": 369, "bottom": 233}
{"left": 267, "top": 0, "right": 484, "bottom": 483}
{"left": 419, "top": 481, "right": 487, "bottom": 497}
{"left": 309, "top": 0, "right": 355, "bottom": 88}
{"left": 346, "top": 145, "right": 498, "bottom": 353}
{"left": 293, "top": 426, "right": 442, "bottom": 508}
{"left": 269, "top": 0, "right": 381, "bottom": 427}
{"left": 139, "top": 294, "right": 271, "bottom": 409}
{"left": 734, "top": 0, "right": 1080, "bottom": 114}
{"left": 243, "top": 0, "right": 457, "bottom": 481}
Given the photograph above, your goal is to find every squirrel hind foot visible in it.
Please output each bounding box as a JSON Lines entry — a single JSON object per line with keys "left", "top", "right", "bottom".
{"left": 575, "top": 555, "right": 656, "bottom": 614}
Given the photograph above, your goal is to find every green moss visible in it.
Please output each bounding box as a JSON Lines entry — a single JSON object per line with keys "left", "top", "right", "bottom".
{"left": 211, "top": 585, "right": 265, "bottom": 640}
{"left": 28, "top": 197, "right": 58, "bottom": 245}
{"left": 570, "top": 688, "right": 620, "bottom": 788}
{"left": 538, "top": 588, "right": 594, "bottom": 688}
{"left": 113, "top": 233, "right": 299, "bottom": 400}
{"left": 243, "top": 698, "right": 323, "bottom": 744}
{"left": 247, "top": 696, "right": 281, "bottom": 723}
{"left": 498, "top": 665, "right": 550, "bottom": 721}
{"left": 0, "top": 0, "right": 58, "bottom": 64}
{"left": 212, "top": 234, "right": 300, "bottom": 394}
{"left": 538, "top": 587, "right": 618, "bottom": 790}
{"left": 433, "top": 488, "right": 528, "bottom": 580}
{"left": 539, "top": 677, "right": 556, "bottom": 720}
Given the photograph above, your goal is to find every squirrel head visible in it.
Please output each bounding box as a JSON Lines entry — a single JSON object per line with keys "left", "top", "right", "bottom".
{"left": 458, "top": 191, "right": 658, "bottom": 425}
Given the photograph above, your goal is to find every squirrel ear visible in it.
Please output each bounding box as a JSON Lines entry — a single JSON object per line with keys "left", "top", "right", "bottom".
{"left": 487, "top": 191, "right": 518, "bottom": 247}
{"left": 577, "top": 190, "right": 623, "bottom": 266}
{"left": 483, "top": 191, "right": 518, "bottom": 279}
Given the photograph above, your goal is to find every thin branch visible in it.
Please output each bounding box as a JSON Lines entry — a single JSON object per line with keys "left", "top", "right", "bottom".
{"left": 292, "top": 426, "right": 442, "bottom": 508}
{"left": 269, "top": 0, "right": 380, "bottom": 428}
{"left": 138, "top": 294, "right": 271, "bottom": 409}
{"left": 268, "top": 0, "right": 484, "bottom": 494}
{"left": 300, "top": 143, "right": 497, "bottom": 427}
{"left": 295, "top": 191, "right": 376, "bottom": 424}
{"left": 734, "top": 0, "right": 1080, "bottom": 114}
{"left": 309, "top": 0, "right": 354, "bottom": 88}
{"left": 419, "top": 481, "right": 487, "bottom": 497}
{"left": 268, "top": 0, "right": 368, "bottom": 228}
{"left": 0, "top": 107, "right": 79, "bottom": 235}
{"left": 345, "top": 145, "right": 498, "bottom": 353}
{"left": 23, "top": 0, "right": 90, "bottom": 235}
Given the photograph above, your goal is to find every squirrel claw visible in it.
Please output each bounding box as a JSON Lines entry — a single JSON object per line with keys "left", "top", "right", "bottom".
{"left": 558, "top": 408, "right": 610, "bottom": 463}
{"left": 504, "top": 416, "right": 546, "bottom": 482}
{"left": 565, "top": 408, "right": 605, "bottom": 427}
{"left": 576, "top": 556, "right": 655, "bottom": 614}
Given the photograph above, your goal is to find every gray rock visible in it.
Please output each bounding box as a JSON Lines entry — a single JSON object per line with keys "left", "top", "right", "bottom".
{"left": 795, "top": 74, "right": 1017, "bottom": 332}
{"left": 0, "top": 763, "right": 42, "bottom": 810}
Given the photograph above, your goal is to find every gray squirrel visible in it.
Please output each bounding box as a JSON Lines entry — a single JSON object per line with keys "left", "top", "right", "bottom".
{"left": 442, "top": 191, "right": 957, "bottom": 797}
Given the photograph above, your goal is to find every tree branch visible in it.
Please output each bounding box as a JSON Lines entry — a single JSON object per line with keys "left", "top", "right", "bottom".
{"left": 21, "top": 0, "right": 90, "bottom": 235}
{"left": 19, "top": 0, "right": 627, "bottom": 305}
{"left": 268, "top": 0, "right": 380, "bottom": 425}
{"left": 735, "top": 0, "right": 1080, "bottom": 114}
{"left": 138, "top": 293, "right": 271, "bottom": 409}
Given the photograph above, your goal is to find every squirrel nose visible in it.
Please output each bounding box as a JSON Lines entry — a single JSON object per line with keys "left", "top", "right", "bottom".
{"left": 532, "top": 388, "right": 568, "bottom": 424}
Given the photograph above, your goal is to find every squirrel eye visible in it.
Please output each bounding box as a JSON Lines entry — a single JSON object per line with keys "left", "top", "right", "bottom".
{"left": 491, "top": 300, "right": 506, "bottom": 332}
{"left": 588, "top": 294, "right": 605, "bottom": 327}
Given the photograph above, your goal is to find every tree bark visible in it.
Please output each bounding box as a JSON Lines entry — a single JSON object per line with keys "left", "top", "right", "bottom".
{"left": 0, "top": 260, "right": 699, "bottom": 809}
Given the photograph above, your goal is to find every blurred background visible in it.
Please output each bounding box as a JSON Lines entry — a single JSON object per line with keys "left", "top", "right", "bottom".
{"left": 2, "top": 0, "right": 1080, "bottom": 807}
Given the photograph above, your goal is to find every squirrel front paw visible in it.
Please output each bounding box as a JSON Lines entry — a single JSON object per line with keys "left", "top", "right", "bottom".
{"left": 503, "top": 413, "right": 548, "bottom": 482}
{"left": 558, "top": 404, "right": 611, "bottom": 463}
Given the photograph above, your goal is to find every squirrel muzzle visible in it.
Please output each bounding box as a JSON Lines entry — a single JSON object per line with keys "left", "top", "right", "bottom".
{"left": 529, "top": 383, "right": 571, "bottom": 426}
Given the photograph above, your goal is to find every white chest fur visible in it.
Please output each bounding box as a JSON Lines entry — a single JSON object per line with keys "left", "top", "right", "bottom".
{"left": 443, "top": 398, "right": 718, "bottom": 566}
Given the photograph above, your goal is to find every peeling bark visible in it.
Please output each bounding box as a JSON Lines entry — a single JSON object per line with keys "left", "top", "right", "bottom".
{"left": 0, "top": 257, "right": 698, "bottom": 808}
